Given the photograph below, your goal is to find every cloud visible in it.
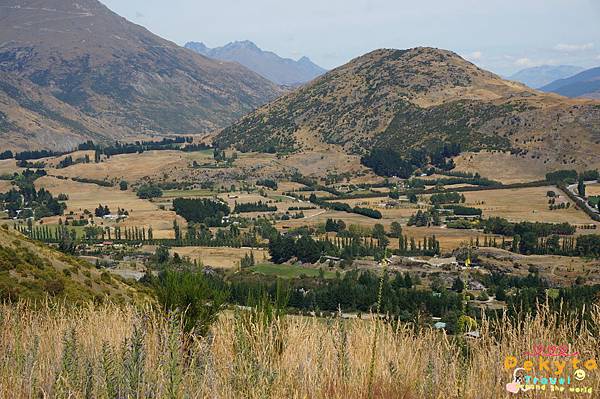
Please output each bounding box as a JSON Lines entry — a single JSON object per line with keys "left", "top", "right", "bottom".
{"left": 466, "top": 51, "right": 483, "bottom": 61}
{"left": 596, "top": 54, "right": 600, "bottom": 60}
{"left": 554, "top": 43, "right": 594, "bottom": 52}
{"left": 515, "top": 58, "right": 537, "bottom": 67}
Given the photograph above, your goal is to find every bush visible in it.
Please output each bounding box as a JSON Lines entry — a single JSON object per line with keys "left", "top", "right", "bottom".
{"left": 155, "top": 269, "right": 227, "bottom": 335}
{"left": 352, "top": 206, "right": 382, "bottom": 219}
{"left": 477, "top": 291, "right": 489, "bottom": 301}
{"left": 234, "top": 201, "right": 277, "bottom": 213}
{"left": 430, "top": 192, "right": 464, "bottom": 205}
{"left": 136, "top": 184, "right": 163, "bottom": 199}
{"left": 256, "top": 179, "right": 278, "bottom": 190}
{"left": 445, "top": 205, "right": 482, "bottom": 216}
{"left": 44, "top": 278, "right": 65, "bottom": 296}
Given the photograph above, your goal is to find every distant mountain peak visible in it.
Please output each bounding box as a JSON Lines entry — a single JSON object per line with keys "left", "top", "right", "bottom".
{"left": 509, "top": 65, "right": 585, "bottom": 89}
{"left": 298, "top": 56, "right": 314, "bottom": 64}
{"left": 230, "top": 40, "right": 260, "bottom": 49}
{"left": 185, "top": 40, "right": 327, "bottom": 86}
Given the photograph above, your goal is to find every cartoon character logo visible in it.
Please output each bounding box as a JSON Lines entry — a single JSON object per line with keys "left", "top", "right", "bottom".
{"left": 506, "top": 368, "right": 531, "bottom": 394}
{"left": 574, "top": 369, "right": 586, "bottom": 381}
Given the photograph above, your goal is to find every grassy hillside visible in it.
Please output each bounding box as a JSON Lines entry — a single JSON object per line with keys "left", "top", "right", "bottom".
{"left": 0, "top": 225, "right": 145, "bottom": 303}
{"left": 215, "top": 47, "right": 600, "bottom": 176}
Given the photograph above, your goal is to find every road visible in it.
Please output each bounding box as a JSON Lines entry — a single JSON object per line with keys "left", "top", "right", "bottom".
{"left": 566, "top": 180, "right": 599, "bottom": 216}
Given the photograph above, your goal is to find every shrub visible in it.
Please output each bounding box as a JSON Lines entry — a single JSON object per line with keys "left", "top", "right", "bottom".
{"left": 155, "top": 269, "right": 227, "bottom": 335}
{"left": 136, "top": 184, "right": 163, "bottom": 199}
{"left": 44, "top": 278, "right": 65, "bottom": 296}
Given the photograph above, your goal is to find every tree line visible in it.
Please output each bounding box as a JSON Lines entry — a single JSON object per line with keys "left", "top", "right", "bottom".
{"left": 360, "top": 143, "right": 461, "bottom": 178}
{"left": 173, "top": 198, "right": 230, "bottom": 227}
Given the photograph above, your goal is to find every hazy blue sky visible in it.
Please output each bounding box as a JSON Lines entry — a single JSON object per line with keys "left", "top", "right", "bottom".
{"left": 102, "top": 0, "right": 600, "bottom": 75}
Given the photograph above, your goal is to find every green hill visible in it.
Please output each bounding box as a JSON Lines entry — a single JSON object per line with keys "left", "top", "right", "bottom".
{"left": 215, "top": 47, "right": 600, "bottom": 177}
{"left": 0, "top": 225, "right": 145, "bottom": 303}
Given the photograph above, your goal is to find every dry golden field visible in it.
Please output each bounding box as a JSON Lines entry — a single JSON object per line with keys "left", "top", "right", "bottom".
{"left": 586, "top": 183, "right": 600, "bottom": 197}
{"left": 0, "top": 302, "right": 598, "bottom": 398}
{"left": 0, "top": 159, "right": 21, "bottom": 175}
{"left": 0, "top": 180, "right": 13, "bottom": 193}
{"left": 219, "top": 193, "right": 274, "bottom": 208}
{"left": 168, "top": 246, "right": 269, "bottom": 269}
{"left": 276, "top": 181, "right": 309, "bottom": 192}
{"left": 48, "top": 150, "right": 205, "bottom": 182}
{"left": 36, "top": 176, "right": 185, "bottom": 239}
{"left": 461, "top": 186, "right": 598, "bottom": 225}
{"left": 453, "top": 151, "right": 549, "bottom": 183}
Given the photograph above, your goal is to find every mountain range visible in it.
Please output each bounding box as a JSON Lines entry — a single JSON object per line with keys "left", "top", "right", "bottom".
{"left": 185, "top": 40, "right": 327, "bottom": 86}
{"left": 509, "top": 65, "right": 584, "bottom": 89}
{"left": 0, "top": 0, "right": 283, "bottom": 151}
{"left": 541, "top": 67, "right": 600, "bottom": 99}
{"left": 1, "top": 0, "right": 599, "bottom": 178}
{"left": 215, "top": 47, "right": 600, "bottom": 173}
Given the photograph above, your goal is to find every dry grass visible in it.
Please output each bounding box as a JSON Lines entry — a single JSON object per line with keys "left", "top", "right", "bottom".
{"left": 276, "top": 207, "right": 489, "bottom": 253}
{"left": 453, "top": 151, "right": 549, "bottom": 184}
{"left": 0, "top": 180, "right": 13, "bottom": 193}
{"left": 400, "top": 226, "right": 494, "bottom": 252}
{"left": 586, "top": 183, "right": 600, "bottom": 197}
{"left": 48, "top": 150, "right": 208, "bottom": 182}
{"left": 0, "top": 159, "right": 21, "bottom": 176}
{"left": 461, "top": 186, "right": 599, "bottom": 226}
{"left": 0, "top": 302, "right": 598, "bottom": 398}
{"left": 476, "top": 247, "right": 600, "bottom": 285}
{"left": 169, "top": 246, "right": 270, "bottom": 269}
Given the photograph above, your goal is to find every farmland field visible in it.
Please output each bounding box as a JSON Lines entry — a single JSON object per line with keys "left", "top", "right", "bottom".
{"left": 35, "top": 176, "right": 184, "bottom": 238}
{"left": 401, "top": 226, "right": 499, "bottom": 252}
{"left": 47, "top": 150, "right": 214, "bottom": 183}
{"left": 250, "top": 263, "right": 338, "bottom": 279}
{"left": 0, "top": 159, "right": 21, "bottom": 176}
{"left": 461, "top": 186, "right": 598, "bottom": 225}
{"left": 586, "top": 183, "right": 600, "bottom": 196}
{"left": 162, "top": 189, "right": 215, "bottom": 198}
{"left": 169, "top": 246, "right": 269, "bottom": 269}
{"left": 453, "top": 150, "right": 549, "bottom": 183}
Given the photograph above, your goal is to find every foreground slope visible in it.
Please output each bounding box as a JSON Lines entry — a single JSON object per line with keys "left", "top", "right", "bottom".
{"left": 0, "top": 0, "right": 283, "bottom": 150}
{"left": 0, "top": 225, "right": 142, "bottom": 303}
{"left": 216, "top": 47, "right": 600, "bottom": 175}
{"left": 186, "top": 40, "right": 326, "bottom": 86}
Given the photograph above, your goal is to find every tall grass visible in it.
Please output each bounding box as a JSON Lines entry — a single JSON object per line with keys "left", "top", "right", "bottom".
{"left": 0, "top": 301, "right": 598, "bottom": 398}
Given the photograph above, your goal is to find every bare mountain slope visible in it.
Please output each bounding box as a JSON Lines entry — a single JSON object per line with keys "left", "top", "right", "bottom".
{"left": 0, "top": 0, "right": 283, "bottom": 150}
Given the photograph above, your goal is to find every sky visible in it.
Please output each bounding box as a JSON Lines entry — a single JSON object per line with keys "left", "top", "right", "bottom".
{"left": 101, "top": 0, "right": 600, "bottom": 76}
